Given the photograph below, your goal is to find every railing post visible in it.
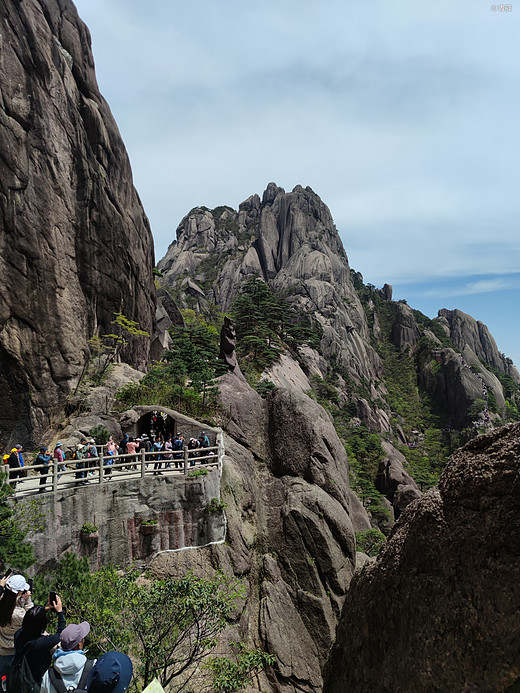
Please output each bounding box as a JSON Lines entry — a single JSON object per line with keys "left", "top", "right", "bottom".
{"left": 184, "top": 446, "right": 188, "bottom": 476}
{"left": 99, "top": 450, "right": 104, "bottom": 483}
{"left": 53, "top": 459, "right": 58, "bottom": 492}
{"left": 141, "top": 448, "right": 146, "bottom": 478}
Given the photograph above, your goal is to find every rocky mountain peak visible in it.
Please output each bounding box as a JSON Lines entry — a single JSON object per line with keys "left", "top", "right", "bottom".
{"left": 158, "top": 184, "right": 384, "bottom": 389}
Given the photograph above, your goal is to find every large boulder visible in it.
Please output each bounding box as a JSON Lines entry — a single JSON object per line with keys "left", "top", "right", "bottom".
{"left": 0, "top": 0, "right": 156, "bottom": 447}
{"left": 323, "top": 422, "right": 520, "bottom": 693}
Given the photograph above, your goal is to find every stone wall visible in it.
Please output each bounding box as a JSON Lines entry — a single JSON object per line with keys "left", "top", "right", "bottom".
{"left": 23, "top": 470, "right": 226, "bottom": 573}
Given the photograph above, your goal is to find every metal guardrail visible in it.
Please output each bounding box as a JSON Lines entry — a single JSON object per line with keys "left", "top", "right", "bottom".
{"left": 4, "top": 445, "right": 221, "bottom": 498}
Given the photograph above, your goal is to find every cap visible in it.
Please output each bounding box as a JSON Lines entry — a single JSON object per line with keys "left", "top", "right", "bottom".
{"left": 60, "top": 622, "right": 91, "bottom": 651}
{"left": 56, "top": 442, "right": 63, "bottom": 447}
{"left": 87, "top": 651, "right": 133, "bottom": 693}
{"left": 40, "top": 446, "right": 48, "bottom": 452}
{"left": 6, "top": 574, "right": 30, "bottom": 593}
{"left": 15, "top": 445, "right": 22, "bottom": 450}
{"left": 76, "top": 443, "right": 84, "bottom": 450}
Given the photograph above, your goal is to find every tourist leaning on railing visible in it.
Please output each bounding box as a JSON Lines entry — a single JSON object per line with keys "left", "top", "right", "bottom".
{"left": 34, "top": 447, "right": 52, "bottom": 493}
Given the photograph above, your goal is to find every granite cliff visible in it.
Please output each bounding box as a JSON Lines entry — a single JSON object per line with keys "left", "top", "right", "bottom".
{"left": 0, "top": 0, "right": 156, "bottom": 447}
{"left": 150, "top": 372, "right": 371, "bottom": 693}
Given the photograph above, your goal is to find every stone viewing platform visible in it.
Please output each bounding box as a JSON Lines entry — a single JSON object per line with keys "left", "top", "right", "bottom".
{"left": 7, "top": 409, "right": 228, "bottom": 571}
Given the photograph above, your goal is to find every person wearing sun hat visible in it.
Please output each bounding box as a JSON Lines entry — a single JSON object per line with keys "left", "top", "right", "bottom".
{"left": 87, "top": 651, "right": 133, "bottom": 693}
{"left": 0, "top": 574, "right": 33, "bottom": 677}
{"left": 40, "top": 621, "right": 93, "bottom": 693}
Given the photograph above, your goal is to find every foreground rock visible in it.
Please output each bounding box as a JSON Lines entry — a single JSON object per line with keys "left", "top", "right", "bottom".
{"left": 0, "top": 0, "right": 156, "bottom": 448}
{"left": 323, "top": 422, "right": 520, "bottom": 693}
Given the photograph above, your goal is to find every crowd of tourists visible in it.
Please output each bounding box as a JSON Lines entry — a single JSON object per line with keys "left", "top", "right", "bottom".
{"left": 0, "top": 572, "right": 132, "bottom": 692}
{"left": 2, "top": 430, "right": 214, "bottom": 491}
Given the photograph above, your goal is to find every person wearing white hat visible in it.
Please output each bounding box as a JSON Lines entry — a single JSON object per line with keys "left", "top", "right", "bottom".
{"left": 0, "top": 573, "right": 33, "bottom": 677}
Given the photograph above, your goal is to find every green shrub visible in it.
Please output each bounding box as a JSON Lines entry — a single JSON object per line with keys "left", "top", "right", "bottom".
{"left": 80, "top": 522, "right": 98, "bottom": 535}
{"left": 205, "top": 498, "right": 227, "bottom": 514}
{"left": 88, "top": 425, "right": 110, "bottom": 445}
{"left": 355, "top": 528, "right": 386, "bottom": 557}
{"left": 187, "top": 469, "right": 208, "bottom": 478}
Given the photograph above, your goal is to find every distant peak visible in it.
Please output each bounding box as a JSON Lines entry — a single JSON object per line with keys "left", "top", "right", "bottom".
{"left": 262, "top": 182, "right": 285, "bottom": 204}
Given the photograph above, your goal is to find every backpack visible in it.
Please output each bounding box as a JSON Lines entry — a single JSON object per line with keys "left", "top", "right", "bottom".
{"left": 48, "top": 660, "right": 94, "bottom": 693}
{"left": 6, "top": 642, "right": 40, "bottom": 693}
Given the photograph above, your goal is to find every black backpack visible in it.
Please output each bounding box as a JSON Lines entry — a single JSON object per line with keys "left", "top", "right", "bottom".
{"left": 6, "top": 642, "right": 40, "bottom": 693}
{"left": 48, "top": 660, "right": 94, "bottom": 693}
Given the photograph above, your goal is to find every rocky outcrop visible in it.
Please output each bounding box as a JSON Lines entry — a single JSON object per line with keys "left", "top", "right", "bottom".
{"left": 0, "top": 0, "right": 156, "bottom": 448}
{"left": 158, "top": 184, "right": 383, "bottom": 390}
{"left": 376, "top": 441, "right": 421, "bottom": 519}
{"left": 437, "top": 309, "right": 520, "bottom": 384}
{"left": 323, "top": 422, "right": 520, "bottom": 693}
{"left": 150, "top": 372, "right": 371, "bottom": 693}
{"left": 390, "top": 301, "right": 420, "bottom": 352}
{"left": 419, "top": 345, "right": 506, "bottom": 427}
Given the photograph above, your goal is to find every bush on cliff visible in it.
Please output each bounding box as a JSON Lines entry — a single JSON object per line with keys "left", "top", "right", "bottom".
{"left": 0, "top": 473, "right": 36, "bottom": 570}
{"left": 115, "top": 310, "right": 225, "bottom": 421}
{"left": 41, "top": 553, "right": 273, "bottom": 692}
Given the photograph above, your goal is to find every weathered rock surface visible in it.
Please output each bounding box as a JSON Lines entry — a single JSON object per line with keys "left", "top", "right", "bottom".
{"left": 437, "top": 308, "right": 520, "bottom": 384}
{"left": 26, "top": 469, "right": 225, "bottom": 573}
{"left": 390, "top": 301, "right": 420, "bottom": 352}
{"left": 323, "top": 422, "right": 520, "bottom": 693}
{"left": 376, "top": 440, "right": 421, "bottom": 519}
{"left": 0, "top": 0, "right": 156, "bottom": 448}
{"left": 419, "top": 345, "right": 506, "bottom": 427}
{"left": 158, "top": 184, "right": 383, "bottom": 389}
{"left": 150, "top": 373, "right": 371, "bottom": 693}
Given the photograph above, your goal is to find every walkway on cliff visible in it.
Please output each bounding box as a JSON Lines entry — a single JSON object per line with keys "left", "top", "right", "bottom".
{"left": 6, "top": 433, "right": 225, "bottom": 498}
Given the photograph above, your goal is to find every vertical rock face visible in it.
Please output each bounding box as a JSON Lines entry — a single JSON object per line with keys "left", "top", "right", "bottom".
{"left": 158, "top": 184, "right": 383, "bottom": 388}
{"left": 0, "top": 0, "right": 156, "bottom": 446}
{"left": 151, "top": 372, "right": 371, "bottom": 693}
{"left": 323, "top": 422, "right": 520, "bottom": 693}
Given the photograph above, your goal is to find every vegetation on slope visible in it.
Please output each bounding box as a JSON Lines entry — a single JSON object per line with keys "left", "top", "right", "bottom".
{"left": 115, "top": 310, "right": 226, "bottom": 423}
{"left": 32, "top": 553, "right": 274, "bottom": 693}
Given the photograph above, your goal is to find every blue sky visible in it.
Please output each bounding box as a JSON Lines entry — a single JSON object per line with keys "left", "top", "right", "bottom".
{"left": 73, "top": 0, "right": 520, "bottom": 367}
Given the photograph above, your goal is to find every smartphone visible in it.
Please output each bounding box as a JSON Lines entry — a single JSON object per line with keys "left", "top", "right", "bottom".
{"left": 27, "top": 579, "right": 33, "bottom": 592}
{"left": 3, "top": 568, "right": 12, "bottom": 580}
{"left": 49, "top": 591, "right": 57, "bottom": 608}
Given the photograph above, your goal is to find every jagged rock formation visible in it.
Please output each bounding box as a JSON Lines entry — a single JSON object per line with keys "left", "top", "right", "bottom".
{"left": 158, "top": 184, "right": 384, "bottom": 393}
{"left": 419, "top": 343, "right": 507, "bottom": 428}
{"left": 323, "top": 422, "right": 520, "bottom": 693}
{"left": 0, "top": 0, "right": 156, "bottom": 447}
{"left": 438, "top": 308, "right": 520, "bottom": 383}
{"left": 390, "top": 301, "right": 420, "bottom": 352}
{"left": 150, "top": 372, "right": 371, "bottom": 693}
{"left": 376, "top": 441, "right": 421, "bottom": 520}
{"left": 157, "top": 183, "right": 520, "bottom": 520}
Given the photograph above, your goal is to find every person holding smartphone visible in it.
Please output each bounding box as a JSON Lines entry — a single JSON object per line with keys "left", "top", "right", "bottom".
{"left": 0, "top": 574, "right": 33, "bottom": 677}
{"left": 13, "top": 593, "right": 66, "bottom": 685}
